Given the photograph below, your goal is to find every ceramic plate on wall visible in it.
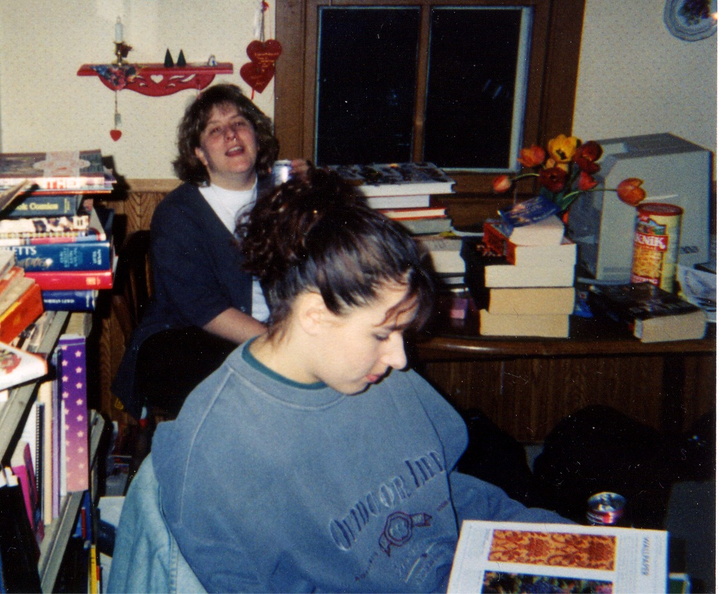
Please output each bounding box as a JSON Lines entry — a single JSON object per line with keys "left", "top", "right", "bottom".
{"left": 664, "top": 0, "right": 718, "bottom": 41}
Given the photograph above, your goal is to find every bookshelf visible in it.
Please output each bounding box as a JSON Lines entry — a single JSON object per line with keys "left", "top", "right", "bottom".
{"left": 0, "top": 311, "right": 106, "bottom": 593}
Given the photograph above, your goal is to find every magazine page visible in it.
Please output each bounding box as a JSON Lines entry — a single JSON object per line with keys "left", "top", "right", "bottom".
{"left": 447, "top": 521, "right": 668, "bottom": 593}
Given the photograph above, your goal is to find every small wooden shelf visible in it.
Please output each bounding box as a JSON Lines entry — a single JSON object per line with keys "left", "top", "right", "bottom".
{"left": 77, "top": 62, "right": 234, "bottom": 96}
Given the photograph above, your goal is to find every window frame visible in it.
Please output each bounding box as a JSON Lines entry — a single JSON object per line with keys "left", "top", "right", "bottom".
{"left": 274, "top": 0, "right": 586, "bottom": 194}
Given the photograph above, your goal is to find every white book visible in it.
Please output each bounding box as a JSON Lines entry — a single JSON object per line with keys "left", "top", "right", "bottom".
{"left": 484, "top": 261, "right": 575, "bottom": 287}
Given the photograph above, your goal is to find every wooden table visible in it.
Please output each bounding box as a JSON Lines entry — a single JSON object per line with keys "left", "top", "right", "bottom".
{"left": 411, "top": 313, "right": 716, "bottom": 442}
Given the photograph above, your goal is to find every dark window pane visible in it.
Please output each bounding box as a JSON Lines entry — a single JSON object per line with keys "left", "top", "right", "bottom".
{"left": 316, "top": 7, "right": 419, "bottom": 165}
{"left": 424, "top": 8, "right": 527, "bottom": 170}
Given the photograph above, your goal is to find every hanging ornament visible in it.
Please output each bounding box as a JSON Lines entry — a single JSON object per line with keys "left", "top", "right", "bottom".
{"left": 110, "top": 91, "right": 122, "bottom": 141}
{"left": 240, "top": 1, "right": 282, "bottom": 97}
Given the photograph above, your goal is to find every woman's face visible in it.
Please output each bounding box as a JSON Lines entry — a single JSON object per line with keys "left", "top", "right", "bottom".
{"left": 194, "top": 103, "right": 259, "bottom": 190}
{"left": 308, "top": 283, "right": 417, "bottom": 395}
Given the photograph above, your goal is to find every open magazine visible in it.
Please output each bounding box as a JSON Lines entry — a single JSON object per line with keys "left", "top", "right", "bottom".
{"left": 447, "top": 520, "right": 668, "bottom": 593}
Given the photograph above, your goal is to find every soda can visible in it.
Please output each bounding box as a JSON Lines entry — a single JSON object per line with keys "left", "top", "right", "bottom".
{"left": 586, "top": 491, "right": 627, "bottom": 526}
{"left": 631, "top": 203, "right": 683, "bottom": 293}
{"left": 272, "top": 160, "right": 293, "bottom": 186}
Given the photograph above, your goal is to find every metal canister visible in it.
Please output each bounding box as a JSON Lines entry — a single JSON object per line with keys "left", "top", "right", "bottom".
{"left": 586, "top": 491, "right": 627, "bottom": 526}
{"left": 272, "top": 160, "right": 293, "bottom": 186}
{"left": 631, "top": 203, "right": 683, "bottom": 292}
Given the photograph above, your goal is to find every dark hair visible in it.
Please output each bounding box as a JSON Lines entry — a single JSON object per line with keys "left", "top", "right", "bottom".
{"left": 239, "top": 169, "right": 435, "bottom": 337}
{"left": 172, "top": 83, "right": 280, "bottom": 185}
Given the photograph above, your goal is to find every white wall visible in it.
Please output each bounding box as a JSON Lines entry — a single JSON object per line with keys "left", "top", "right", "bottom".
{"left": 573, "top": 0, "right": 716, "bottom": 154}
{"left": 0, "top": 0, "right": 716, "bottom": 180}
{"left": 0, "top": 0, "right": 275, "bottom": 179}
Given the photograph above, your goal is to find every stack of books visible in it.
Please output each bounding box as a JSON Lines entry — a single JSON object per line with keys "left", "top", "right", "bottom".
{"left": 328, "top": 162, "right": 455, "bottom": 207}
{"left": 0, "top": 150, "right": 116, "bottom": 313}
{"left": 463, "top": 215, "right": 577, "bottom": 338}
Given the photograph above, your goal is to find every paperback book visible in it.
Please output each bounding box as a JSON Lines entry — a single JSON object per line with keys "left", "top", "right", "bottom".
{"left": 587, "top": 282, "right": 707, "bottom": 343}
{"left": 2, "top": 193, "right": 84, "bottom": 219}
{"left": 415, "top": 235, "right": 465, "bottom": 275}
{"left": 479, "top": 309, "right": 570, "bottom": 338}
{"left": 482, "top": 220, "right": 577, "bottom": 267}
{"left": 0, "top": 204, "right": 106, "bottom": 246}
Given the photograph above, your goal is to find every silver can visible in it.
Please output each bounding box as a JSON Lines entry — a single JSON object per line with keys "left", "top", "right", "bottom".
{"left": 272, "top": 160, "right": 293, "bottom": 186}
{"left": 586, "top": 491, "right": 627, "bottom": 525}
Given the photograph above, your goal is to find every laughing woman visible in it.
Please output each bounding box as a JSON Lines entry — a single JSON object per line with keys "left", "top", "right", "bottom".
{"left": 113, "top": 83, "right": 302, "bottom": 420}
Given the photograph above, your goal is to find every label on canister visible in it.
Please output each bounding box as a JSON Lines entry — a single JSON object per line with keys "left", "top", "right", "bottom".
{"left": 631, "top": 203, "right": 683, "bottom": 292}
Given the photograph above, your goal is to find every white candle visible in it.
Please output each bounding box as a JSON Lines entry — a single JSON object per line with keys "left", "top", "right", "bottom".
{"left": 115, "top": 17, "right": 123, "bottom": 43}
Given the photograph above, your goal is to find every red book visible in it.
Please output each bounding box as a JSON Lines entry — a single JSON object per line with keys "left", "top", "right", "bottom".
{"left": 25, "top": 268, "right": 113, "bottom": 290}
{"left": 0, "top": 282, "right": 44, "bottom": 343}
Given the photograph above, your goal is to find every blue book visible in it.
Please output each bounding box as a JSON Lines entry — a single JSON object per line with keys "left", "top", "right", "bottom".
{"left": 1, "top": 208, "right": 114, "bottom": 271}
{"left": 41, "top": 289, "right": 98, "bottom": 311}
{"left": 2, "top": 194, "right": 84, "bottom": 219}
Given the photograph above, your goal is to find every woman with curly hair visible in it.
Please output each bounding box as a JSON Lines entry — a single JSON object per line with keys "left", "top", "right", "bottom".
{"left": 109, "top": 169, "right": 569, "bottom": 594}
{"left": 113, "top": 83, "right": 304, "bottom": 420}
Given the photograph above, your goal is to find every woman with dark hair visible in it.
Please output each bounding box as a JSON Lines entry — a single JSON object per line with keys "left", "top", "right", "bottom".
{"left": 113, "top": 83, "right": 303, "bottom": 420}
{"left": 109, "top": 169, "right": 569, "bottom": 594}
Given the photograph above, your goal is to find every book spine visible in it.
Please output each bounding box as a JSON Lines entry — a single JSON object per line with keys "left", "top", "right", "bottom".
{"left": 41, "top": 290, "right": 98, "bottom": 312}
{"left": 0, "top": 230, "right": 105, "bottom": 247}
{"left": 482, "top": 221, "right": 517, "bottom": 263}
{"left": 58, "top": 335, "right": 89, "bottom": 492}
{"left": 4, "top": 194, "right": 83, "bottom": 218}
{"left": 5, "top": 241, "right": 112, "bottom": 272}
{"left": 0, "top": 284, "right": 44, "bottom": 343}
{"left": 25, "top": 269, "right": 113, "bottom": 291}
{"left": 0, "top": 214, "right": 89, "bottom": 235}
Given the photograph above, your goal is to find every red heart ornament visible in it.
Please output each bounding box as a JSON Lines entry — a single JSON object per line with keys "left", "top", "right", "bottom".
{"left": 110, "top": 129, "right": 122, "bottom": 141}
{"left": 246, "top": 39, "right": 282, "bottom": 68}
{"left": 240, "top": 39, "right": 282, "bottom": 93}
{"left": 240, "top": 62, "right": 276, "bottom": 93}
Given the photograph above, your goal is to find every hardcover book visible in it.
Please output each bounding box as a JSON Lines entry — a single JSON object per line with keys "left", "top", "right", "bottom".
{"left": 447, "top": 520, "right": 668, "bottom": 593}
{"left": 0, "top": 149, "right": 106, "bottom": 191}
{"left": 328, "top": 162, "right": 456, "bottom": 197}
{"left": 25, "top": 267, "right": 113, "bottom": 290}
{"left": 587, "top": 282, "right": 707, "bottom": 343}
{"left": 2, "top": 193, "right": 84, "bottom": 219}
{"left": 41, "top": 289, "right": 99, "bottom": 312}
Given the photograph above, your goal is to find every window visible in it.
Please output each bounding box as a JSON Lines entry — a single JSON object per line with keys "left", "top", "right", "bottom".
{"left": 275, "top": 0, "right": 585, "bottom": 193}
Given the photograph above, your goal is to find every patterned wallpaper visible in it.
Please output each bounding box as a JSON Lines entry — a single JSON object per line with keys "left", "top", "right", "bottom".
{"left": 0, "top": 0, "right": 716, "bottom": 179}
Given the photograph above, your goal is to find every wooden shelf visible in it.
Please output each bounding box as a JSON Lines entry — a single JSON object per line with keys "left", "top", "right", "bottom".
{"left": 77, "top": 62, "right": 233, "bottom": 96}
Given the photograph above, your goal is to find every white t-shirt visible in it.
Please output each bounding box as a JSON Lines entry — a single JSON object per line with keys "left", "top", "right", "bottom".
{"left": 199, "top": 182, "right": 270, "bottom": 322}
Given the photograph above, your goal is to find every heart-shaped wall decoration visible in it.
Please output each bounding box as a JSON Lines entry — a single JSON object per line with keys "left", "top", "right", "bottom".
{"left": 110, "top": 129, "right": 122, "bottom": 141}
{"left": 240, "top": 39, "right": 282, "bottom": 93}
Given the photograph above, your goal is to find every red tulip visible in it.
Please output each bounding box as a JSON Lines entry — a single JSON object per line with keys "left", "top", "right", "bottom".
{"left": 572, "top": 141, "right": 603, "bottom": 174}
{"left": 492, "top": 175, "right": 513, "bottom": 193}
{"left": 538, "top": 167, "right": 568, "bottom": 193}
{"left": 616, "top": 178, "right": 646, "bottom": 206}
{"left": 518, "top": 145, "right": 546, "bottom": 168}
{"left": 578, "top": 171, "right": 598, "bottom": 191}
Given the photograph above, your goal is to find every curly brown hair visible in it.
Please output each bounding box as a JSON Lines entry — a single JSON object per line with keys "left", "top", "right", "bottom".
{"left": 172, "top": 83, "right": 280, "bottom": 185}
{"left": 238, "top": 168, "right": 435, "bottom": 337}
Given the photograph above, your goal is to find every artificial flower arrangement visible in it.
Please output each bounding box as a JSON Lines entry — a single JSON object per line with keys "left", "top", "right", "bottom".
{"left": 492, "top": 134, "right": 647, "bottom": 221}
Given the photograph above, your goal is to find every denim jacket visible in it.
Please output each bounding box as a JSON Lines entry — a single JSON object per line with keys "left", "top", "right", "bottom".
{"left": 107, "top": 455, "right": 206, "bottom": 593}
